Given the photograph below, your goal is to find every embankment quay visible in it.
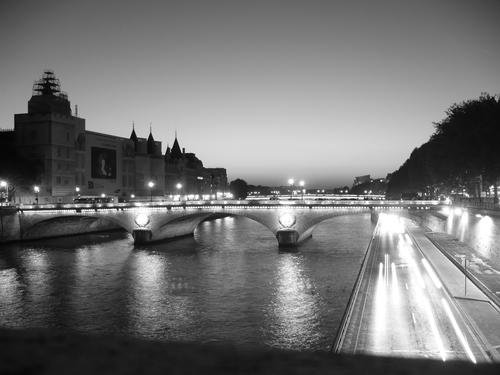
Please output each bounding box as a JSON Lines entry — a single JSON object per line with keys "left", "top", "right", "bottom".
{"left": 0, "top": 200, "right": 440, "bottom": 245}
{"left": 334, "top": 214, "right": 500, "bottom": 362}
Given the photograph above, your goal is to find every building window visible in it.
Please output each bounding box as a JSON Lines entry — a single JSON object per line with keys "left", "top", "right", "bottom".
{"left": 66, "top": 132, "right": 70, "bottom": 142}
{"left": 57, "top": 147, "right": 61, "bottom": 157}
{"left": 56, "top": 176, "right": 61, "bottom": 185}
{"left": 66, "top": 148, "right": 70, "bottom": 158}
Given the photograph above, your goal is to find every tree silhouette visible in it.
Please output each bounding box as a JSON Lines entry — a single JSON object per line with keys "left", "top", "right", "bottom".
{"left": 229, "top": 178, "right": 249, "bottom": 199}
{"left": 387, "top": 94, "right": 500, "bottom": 203}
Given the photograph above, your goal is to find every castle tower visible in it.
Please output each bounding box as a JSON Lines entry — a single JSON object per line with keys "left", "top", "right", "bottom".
{"left": 14, "top": 70, "right": 86, "bottom": 200}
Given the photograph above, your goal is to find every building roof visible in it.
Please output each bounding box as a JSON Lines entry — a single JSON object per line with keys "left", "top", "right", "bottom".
{"left": 171, "top": 136, "right": 183, "bottom": 159}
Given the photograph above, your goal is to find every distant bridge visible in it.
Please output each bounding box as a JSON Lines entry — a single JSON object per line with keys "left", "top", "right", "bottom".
{"left": 0, "top": 200, "right": 442, "bottom": 246}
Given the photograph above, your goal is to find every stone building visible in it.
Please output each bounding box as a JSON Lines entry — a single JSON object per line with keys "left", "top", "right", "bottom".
{"left": 4, "top": 70, "right": 226, "bottom": 203}
{"left": 163, "top": 135, "right": 227, "bottom": 198}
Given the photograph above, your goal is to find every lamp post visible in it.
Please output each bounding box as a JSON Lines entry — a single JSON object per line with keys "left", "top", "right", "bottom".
{"left": 176, "top": 182, "right": 183, "bottom": 201}
{"left": 34, "top": 185, "right": 40, "bottom": 205}
{"left": 288, "top": 178, "right": 294, "bottom": 199}
{"left": 148, "top": 181, "right": 155, "bottom": 202}
{"left": 299, "top": 180, "right": 305, "bottom": 200}
{"left": 75, "top": 186, "right": 80, "bottom": 202}
{"left": 0, "top": 180, "right": 9, "bottom": 202}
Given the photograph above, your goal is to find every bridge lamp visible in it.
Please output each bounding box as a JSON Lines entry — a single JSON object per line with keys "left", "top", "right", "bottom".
{"left": 279, "top": 212, "right": 296, "bottom": 228}
{"left": 148, "top": 181, "right": 155, "bottom": 202}
{"left": 101, "top": 193, "right": 106, "bottom": 198}
{"left": 33, "top": 185, "right": 40, "bottom": 204}
{"left": 176, "top": 183, "right": 183, "bottom": 200}
{"left": 135, "top": 213, "right": 150, "bottom": 227}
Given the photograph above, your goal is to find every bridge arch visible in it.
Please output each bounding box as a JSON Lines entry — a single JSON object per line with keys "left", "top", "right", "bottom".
{"left": 21, "top": 214, "right": 132, "bottom": 241}
{"left": 135, "top": 206, "right": 377, "bottom": 247}
{"left": 144, "top": 211, "right": 281, "bottom": 244}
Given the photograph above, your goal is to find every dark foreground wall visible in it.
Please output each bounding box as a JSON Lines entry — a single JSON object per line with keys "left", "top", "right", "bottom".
{"left": 0, "top": 328, "right": 498, "bottom": 375}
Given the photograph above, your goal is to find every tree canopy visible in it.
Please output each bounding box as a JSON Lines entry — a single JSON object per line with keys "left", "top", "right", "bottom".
{"left": 229, "top": 178, "right": 249, "bottom": 199}
{"left": 387, "top": 94, "right": 500, "bottom": 201}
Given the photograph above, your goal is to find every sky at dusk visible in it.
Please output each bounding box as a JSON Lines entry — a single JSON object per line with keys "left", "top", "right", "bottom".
{"left": 0, "top": 0, "right": 499, "bottom": 187}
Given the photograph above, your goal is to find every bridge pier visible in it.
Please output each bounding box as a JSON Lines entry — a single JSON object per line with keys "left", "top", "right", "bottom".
{"left": 276, "top": 229, "right": 299, "bottom": 247}
{"left": 133, "top": 229, "right": 153, "bottom": 244}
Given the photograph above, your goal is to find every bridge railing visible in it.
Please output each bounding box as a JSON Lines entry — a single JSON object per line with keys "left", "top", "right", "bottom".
{"left": 6, "top": 199, "right": 442, "bottom": 212}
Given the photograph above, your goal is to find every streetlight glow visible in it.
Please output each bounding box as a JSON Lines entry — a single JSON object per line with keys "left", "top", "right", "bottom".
{"left": 34, "top": 185, "right": 40, "bottom": 204}
{"left": 148, "top": 181, "right": 155, "bottom": 202}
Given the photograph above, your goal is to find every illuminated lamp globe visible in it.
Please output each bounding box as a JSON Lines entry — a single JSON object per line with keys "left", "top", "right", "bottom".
{"left": 135, "top": 213, "right": 150, "bottom": 227}
{"left": 279, "top": 213, "right": 296, "bottom": 228}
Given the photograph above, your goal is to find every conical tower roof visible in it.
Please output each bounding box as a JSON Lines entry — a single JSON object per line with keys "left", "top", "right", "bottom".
{"left": 171, "top": 135, "right": 183, "bottom": 159}
{"left": 147, "top": 126, "right": 155, "bottom": 154}
{"left": 130, "top": 122, "right": 138, "bottom": 142}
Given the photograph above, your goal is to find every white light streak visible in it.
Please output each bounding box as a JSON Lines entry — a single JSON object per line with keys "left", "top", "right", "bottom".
{"left": 421, "top": 258, "right": 442, "bottom": 289}
{"left": 404, "top": 233, "right": 412, "bottom": 245}
{"left": 391, "top": 262, "right": 399, "bottom": 303}
{"left": 441, "top": 298, "right": 477, "bottom": 364}
{"left": 409, "top": 258, "right": 426, "bottom": 289}
{"left": 422, "top": 296, "right": 447, "bottom": 362}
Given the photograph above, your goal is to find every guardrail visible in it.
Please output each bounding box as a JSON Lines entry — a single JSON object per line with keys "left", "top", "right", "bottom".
{"left": 330, "top": 222, "right": 379, "bottom": 353}
{"left": 425, "top": 234, "right": 500, "bottom": 311}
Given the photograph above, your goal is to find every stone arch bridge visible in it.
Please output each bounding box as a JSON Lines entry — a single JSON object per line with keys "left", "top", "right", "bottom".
{"left": 0, "top": 200, "right": 441, "bottom": 247}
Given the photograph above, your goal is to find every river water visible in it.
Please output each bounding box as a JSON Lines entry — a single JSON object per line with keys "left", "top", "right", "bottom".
{"left": 0, "top": 214, "right": 374, "bottom": 351}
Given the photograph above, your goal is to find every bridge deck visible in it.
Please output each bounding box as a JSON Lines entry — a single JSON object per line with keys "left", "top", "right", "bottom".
{"left": 335, "top": 215, "right": 496, "bottom": 363}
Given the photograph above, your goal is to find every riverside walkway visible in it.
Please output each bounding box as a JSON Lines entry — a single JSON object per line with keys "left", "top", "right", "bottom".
{"left": 334, "top": 214, "right": 500, "bottom": 362}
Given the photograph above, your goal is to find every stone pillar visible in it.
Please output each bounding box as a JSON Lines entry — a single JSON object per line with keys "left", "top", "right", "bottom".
{"left": 276, "top": 229, "right": 299, "bottom": 247}
{"left": 133, "top": 229, "right": 152, "bottom": 244}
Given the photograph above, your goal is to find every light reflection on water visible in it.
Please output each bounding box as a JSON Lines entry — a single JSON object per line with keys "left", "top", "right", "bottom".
{"left": 0, "top": 214, "right": 373, "bottom": 350}
{"left": 426, "top": 211, "right": 500, "bottom": 267}
{"left": 266, "top": 254, "right": 321, "bottom": 349}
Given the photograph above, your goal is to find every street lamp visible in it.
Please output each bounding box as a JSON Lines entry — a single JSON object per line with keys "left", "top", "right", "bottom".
{"left": 0, "top": 180, "right": 8, "bottom": 203}
{"left": 176, "top": 182, "right": 183, "bottom": 201}
{"left": 34, "top": 185, "right": 40, "bottom": 204}
{"left": 148, "top": 181, "right": 155, "bottom": 202}
{"left": 299, "top": 180, "right": 305, "bottom": 200}
{"left": 75, "top": 186, "right": 80, "bottom": 202}
{"left": 288, "top": 178, "right": 294, "bottom": 199}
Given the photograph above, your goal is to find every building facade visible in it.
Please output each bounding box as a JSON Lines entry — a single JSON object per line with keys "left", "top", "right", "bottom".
{"left": 6, "top": 70, "right": 226, "bottom": 203}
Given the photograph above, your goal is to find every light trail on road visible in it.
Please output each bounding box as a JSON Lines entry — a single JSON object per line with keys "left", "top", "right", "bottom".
{"left": 342, "top": 213, "right": 488, "bottom": 362}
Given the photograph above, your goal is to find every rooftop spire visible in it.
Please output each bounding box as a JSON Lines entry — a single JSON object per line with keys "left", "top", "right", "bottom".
{"left": 130, "top": 121, "right": 138, "bottom": 142}
{"left": 171, "top": 132, "right": 182, "bottom": 159}
{"left": 147, "top": 124, "right": 155, "bottom": 154}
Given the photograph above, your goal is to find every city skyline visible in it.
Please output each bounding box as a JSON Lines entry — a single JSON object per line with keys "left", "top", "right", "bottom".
{"left": 1, "top": 0, "right": 499, "bottom": 187}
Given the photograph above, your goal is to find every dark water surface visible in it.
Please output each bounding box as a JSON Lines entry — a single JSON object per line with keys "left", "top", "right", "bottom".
{"left": 0, "top": 215, "right": 373, "bottom": 350}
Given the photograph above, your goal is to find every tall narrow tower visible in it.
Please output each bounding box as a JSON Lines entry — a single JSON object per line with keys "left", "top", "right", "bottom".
{"left": 14, "top": 70, "right": 86, "bottom": 200}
